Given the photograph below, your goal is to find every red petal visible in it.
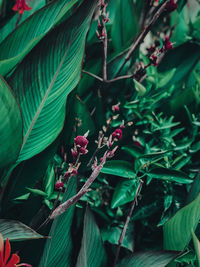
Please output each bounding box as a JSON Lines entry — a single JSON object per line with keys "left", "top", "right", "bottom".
{"left": 12, "top": 4, "right": 18, "bottom": 11}
{"left": 4, "top": 239, "right": 11, "bottom": 264}
{"left": 22, "top": 2, "right": 32, "bottom": 11}
{"left": 19, "top": 8, "right": 24, "bottom": 14}
{"left": 6, "top": 253, "right": 20, "bottom": 267}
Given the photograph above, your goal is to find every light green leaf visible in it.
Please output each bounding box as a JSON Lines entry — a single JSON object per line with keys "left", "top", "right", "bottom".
{"left": 164, "top": 193, "right": 200, "bottom": 251}
{"left": 157, "top": 68, "right": 176, "bottom": 88}
{"left": 8, "top": 0, "right": 96, "bottom": 162}
{"left": 0, "top": 0, "right": 79, "bottom": 76}
{"left": 0, "top": 219, "right": 44, "bottom": 241}
{"left": 76, "top": 208, "right": 106, "bottom": 267}
{"left": 192, "top": 230, "right": 200, "bottom": 267}
{"left": 117, "top": 251, "right": 176, "bottom": 267}
{"left": 133, "top": 79, "right": 146, "bottom": 96}
{"left": 0, "top": 75, "right": 22, "bottom": 168}
{"left": 26, "top": 187, "right": 47, "bottom": 197}
{"left": 40, "top": 177, "right": 76, "bottom": 267}
{"left": 101, "top": 160, "right": 136, "bottom": 179}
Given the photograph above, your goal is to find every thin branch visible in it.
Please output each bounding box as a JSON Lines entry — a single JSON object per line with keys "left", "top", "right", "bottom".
{"left": 82, "top": 70, "right": 103, "bottom": 82}
{"left": 113, "top": 181, "right": 143, "bottom": 267}
{"left": 114, "top": 1, "right": 168, "bottom": 78}
{"left": 49, "top": 152, "right": 108, "bottom": 219}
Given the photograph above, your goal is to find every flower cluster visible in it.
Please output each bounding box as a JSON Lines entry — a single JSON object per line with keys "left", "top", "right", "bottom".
{"left": 12, "top": 0, "right": 32, "bottom": 15}
{"left": 96, "top": 0, "right": 109, "bottom": 40}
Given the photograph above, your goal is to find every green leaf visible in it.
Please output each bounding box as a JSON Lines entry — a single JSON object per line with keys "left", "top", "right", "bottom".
{"left": 133, "top": 79, "right": 146, "bottom": 96}
{"left": 0, "top": 0, "right": 79, "bottom": 76}
{"left": 117, "top": 251, "right": 176, "bottom": 267}
{"left": 157, "top": 68, "right": 176, "bottom": 88}
{"left": 8, "top": 0, "right": 96, "bottom": 162}
{"left": 0, "top": 219, "right": 44, "bottom": 241}
{"left": 111, "top": 179, "right": 139, "bottom": 208}
{"left": 148, "top": 167, "right": 193, "bottom": 184}
{"left": 39, "top": 177, "right": 77, "bottom": 267}
{"left": 111, "top": 0, "right": 139, "bottom": 52}
{"left": 26, "top": 187, "right": 47, "bottom": 197}
{"left": 192, "top": 230, "right": 200, "bottom": 266}
{"left": 122, "top": 146, "right": 143, "bottom": 159}
{"left": 0, "top": 75, "right": 22, "bottom": 169}
{"left": 101, "top": 160, "right": 136, "bottom": 179}
{"left": 163, "top": 193, "right": 200, "bottom": 251}
{"left": 76, "top": 207, "right": 106, "bottom": 267}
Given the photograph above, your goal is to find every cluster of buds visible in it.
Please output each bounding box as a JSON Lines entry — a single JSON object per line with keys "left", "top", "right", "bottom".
{"left": 96, "top": 0, "right": 109, "bottom": 40}
{"left": 72, "top": 132, "right": 89, "bottom": 158}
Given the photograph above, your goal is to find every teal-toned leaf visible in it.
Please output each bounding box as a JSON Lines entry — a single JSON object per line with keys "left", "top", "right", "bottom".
{"left": 43, "top": 162, "right": 55, "bottom": 198}
{"left": 0, "top": 0, "right": 79, "bottom": 76}
{"left": 186, "top": 173, "right": 200, "bottom": 204}
{"left": 8, "top": 0, "right": 96, "bottom": 162}
{"left": 148, "top": 167, "right": 192, "bottom": 184}
{"left": 192, "top": 230, "right": 200, "bottom": 266}
{"left": 117, "top": 251, "right": 176, "bottom": 267}
{"left": 163, "top": 193, "right": 200, "bottom": 251}
{"left": 133, "top": 79, "right": 146, "bottom": 96}
{"left": 0, "top": 0, "right": 46, "bottom": 44}
{"left": 101, "top": 160, "right": 136, "bottom": 179}
{"left": 111, "top": 179, "right": 139, "bottom": 208}
{"left": 157, "top": 68, "right": 176, "bottom": 88}
{"left": 0, "top": 75, "right": 22, "bottom": 169}
{"left": 0, "top": 219, "right": 44, "bottom": 241}
{"left": 111, "top": 0, "right": 139, "bottom": 52}
{"left": 26, "top": 187, "right": 47, "bottom": 197}
{"left": 122, "top": 146, "right": 143, "bottom": 159}
{"left": 39, "top": 177, "right": 76, "bottom": 267}
{"left": 76, "top": 208, "right": 106, "bottom": 267}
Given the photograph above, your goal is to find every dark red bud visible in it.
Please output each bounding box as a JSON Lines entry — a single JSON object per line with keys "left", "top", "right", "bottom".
{"left": 112, "top": 129, "right": 123, "bottom": 140}
{"left": 165, "top": 0, "right": 178, "bottom": 13}
{"left": 74, "top": 136, "right": 88, "bottom": 148}
{"left": 55, "top": 182, "right": 64, "bottom": 189}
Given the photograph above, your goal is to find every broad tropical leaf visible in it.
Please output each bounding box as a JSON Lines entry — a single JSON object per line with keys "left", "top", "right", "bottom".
{"left": 8, "top": 0, "right": 97, "bottom": 162}
{"left": 164, "top": 193, "right": 200, "bottom": 251}
{"left": 0, "top": 219, "right": 43, "bottom": 241}
{"left": 39, "top": 177, "right": 76, "bottom": 267}
{"left": 117, "top": 251, "right": 176, "bottom": 267}
{"left": 0, "top": 75, "right": 22, "bottom": 168}
{"left": 76, "top": 207, "right": 106, "bottom": 267}
{"left": 101, "top": 160, "right": 136, "bottom": 178}
{"left": 0, "top": 0, "right": 79, "bottom": 76}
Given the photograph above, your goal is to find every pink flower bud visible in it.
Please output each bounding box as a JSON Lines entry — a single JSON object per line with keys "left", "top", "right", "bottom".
{"left": 112, "top": 129, "right": 123, "bottom": 140}
{"left": 74, "top": 136, "right": 88, "bottom": 148}
{"left": 71, "top": 149, "right": 78, "bottom": 158}
{"left": 78, "top": 147, "right": 88, "bottom": 155}
{"left": 150, "top": 55, "right": 158, "bottom": 66}
{"left": 72, "top": 169, "right": 78, "bottom": 176}
{"left": 112, "top": 103, "right": 120, "bottom": 112}
{"left": 165, "top": 0, "right": 177, "bottom": 13}
{"left": 55, "top": 182, "right": 64, "bottom": 189}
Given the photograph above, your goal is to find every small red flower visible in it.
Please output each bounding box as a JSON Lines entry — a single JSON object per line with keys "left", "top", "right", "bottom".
{"left": 165, "top": 0, "right": 177, "bottom": 13}
{"left": 55, "top": 181, "right": 64, "bottom": 189}
{"left": 0, "top": 234, "right": 31, "bottom": 267}
{"left": 112, "top": 129, "right": 123, "bottom": 140}
{"left": 112, "top": 103, "right": 120, "bottom": 113}
{"left": 164, "top": 36, "right": 173, "bottom": 50}
{"left": 12, "top": 0, "right": 32, "bottom": 15}
{"left": 150, "top": 55, "right": 158, "bottom": 66}
{"left": 74, "top": 136, "right": 88, "bottom": 148}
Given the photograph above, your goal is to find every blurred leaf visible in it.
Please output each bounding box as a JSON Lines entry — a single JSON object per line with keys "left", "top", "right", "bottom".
{"left": 0, "top": 0, "right": 79, "bottom": 75}
{"left": 0, "top": 75, "right": 22, "bottom": 169}
{"left": 39, "top": 177, "right": 76, "bottom": 266}
{"left": 111, "top": 0, "right": 139, "bottom": 52}
{"left": 43, "top": 162, "right": 55, "bottom": 198}
{"left": 148, "top": 167, "right": 193, "bottom": 184}
{"left": 186, "top": 173, "right": 200, "bottom": 204}
{"left": 0, "top": 219, "right": 44, "bottom": 241}
{"left": 133, "top": 79, "right": 146, "bottom": 96}
{"left": 26, "top": 187, "right": 47, "bottom": 197}
{"left": 192, "top": 229, "right": 200, "bottom": 266}
{"left": 122, "top": 146, "right": 143, "bottom": 159}
{"left": 101, "top": 160, "right": 136, "bottom": 179}
{"left": 76, "top": 207, "right": 106, "bottom": 267}
{"left": 8, "top": 0, "right": 96, "bottom": 162}
{"left": 164, "top": 193, "right": 200, "bottom": 251}
{"left": 117, "top": 251, "right": 176, "bottom": 267}
{"left": 111, "top": 179, "right": 139, "bottom": 208}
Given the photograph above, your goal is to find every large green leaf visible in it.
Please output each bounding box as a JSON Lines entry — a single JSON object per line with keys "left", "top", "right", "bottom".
{"left": 163, "top": 193, "right": 200, "bottom": 251}
{"left": 111, "top": 0, "right": 139, "bottom": 52}
{"left": 117, "top": 251, "right": 176, "bottom": 267}
{"left": 0, "top": 219, "right": 43, "bottom": 241}
{"left": 76, "top": 208, "right": 106, "bottom": 267}
{"left": 39, "top": 177, "right": 77, "bottom": 267}
{"left": 111, "top": 179, "right": 139, "bottom": 209}
{"left": 0, "top": 75, "right": 22, "bottom": 168}
{"left": 0, "top": 0, "right": 79, "bottom": 76}
{"left": 8, "top": 0, "right": 96, "bottom": 162}
{"left": 101, "top": 160, "right": 136, "bottom": 178}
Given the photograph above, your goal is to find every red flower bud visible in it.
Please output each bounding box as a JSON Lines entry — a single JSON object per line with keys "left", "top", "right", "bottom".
{"left": 78, "top": 147, "right": 88, "bottom": 154}
{"left": 165, "top": 0, "right": 178, "bottom": 13}
{"left": 55, "top": 182, "right": 64, "bottom": 189}
{"left": 112, "top": 103, "right": 120, "bottom": 113}
{"left": 112, "top": 129, "right": 123, "bottom": 140}
{"left": 150, "top": 55, "right": 158, "bottom": 66}
{"left": 74, "top": 136, "right": 88, "bottom": 148}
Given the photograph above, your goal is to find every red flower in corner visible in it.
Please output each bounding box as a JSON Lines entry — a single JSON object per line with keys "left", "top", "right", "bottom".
{"left": 12, "top": 0, "right": 32, "bottom": 15}
{"left": 0, "top": 233, "right": 31, "bottom": 267}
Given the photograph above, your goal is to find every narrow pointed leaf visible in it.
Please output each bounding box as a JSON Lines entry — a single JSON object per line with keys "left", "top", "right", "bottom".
{"left": 76, "top": 208, "right": 106, "bottom": 267}
{"left": 39, "top": 177, "right": 76, "bottom": 266}
{"left": 8, "top": 0, "right": 97, "bottom": 162}
{"left": 0, "top": 0, "right": 79, "bottom": 76}
{"left": 192, "top": 230, "right": 200, "bottom": 266}
{"left": 164, "top": 193, "right": 200, "bottom": 251}
{"left": 117, "top": 251, "right": 176, "bottom": 267}
{"left": 0, "top": 220, "right": 44, "bottom": 241}
{"left": 0, "top": 75, "right": 22, "bottom": 168}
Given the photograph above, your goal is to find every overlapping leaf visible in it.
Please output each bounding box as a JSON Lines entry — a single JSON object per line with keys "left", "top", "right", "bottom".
{"left": 8, "top": 0, "right": 97, "bottom": 162}
{"left": 0, "top": 75, "right": 22, "bottom": 168}
{"left": 101, "top": 160, "right": 136, "bottom": 178}
{"left": 0, "top": 0, "right": 79, "bottom": 75}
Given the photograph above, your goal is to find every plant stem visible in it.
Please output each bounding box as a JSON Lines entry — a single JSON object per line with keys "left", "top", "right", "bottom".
{"left": 113, "top": 181, "right": 143, "bottom": 267}
{"left": 114, "top": 1, "right": 168, "bottom": 78}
